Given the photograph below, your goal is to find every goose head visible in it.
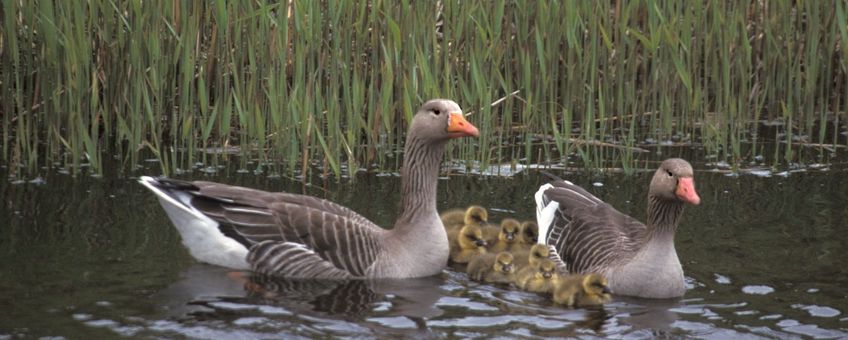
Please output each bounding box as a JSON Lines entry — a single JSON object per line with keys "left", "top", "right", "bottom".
{"left": 464, "top": 205, "right": 489, "bottom": 226}
{"left": 649, "top": 158, "right": 700, "bottom": 205}
{"left": 408, "top": 99, "right": 479, "bottom": 143}
{"left": 458, "top": 224, "right": 488, "bottom": 252}
{"left": 494, "top": 252, "right": 515, "bottom": 274}
{"left": 519, "top": 221, "right": 538, "bottom": 244}
{"left": 580, "top": 273, "right": 613, "bottom": 305}
{"left": 498, "top": 218, "right": 520, "bottom": 243}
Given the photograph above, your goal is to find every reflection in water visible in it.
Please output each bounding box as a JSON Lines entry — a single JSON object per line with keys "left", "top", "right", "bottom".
{"left": 615, "top": 296, "right": 682, "bottom": 331}
{"left": 238, "top": 273, "right": 447, "bottom": 322}
{"left": 149, "top": 263, "right": 621, "bottom": 337}
{"left": 153, "top": 264, "right": 448, "bottom": 335}
{"left": 240, "top": 275, "right": 384, "bottom": 318}
{"left": 1, "top": 165, "right": 847, "bottom": 338}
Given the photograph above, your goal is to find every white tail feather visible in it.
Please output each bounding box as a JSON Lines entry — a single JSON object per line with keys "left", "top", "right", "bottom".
{"left": 535, "top": 183, "right": 558, "bottom": 244}
{"left": 139, "top": 176, "right": 249, "bottom": 270}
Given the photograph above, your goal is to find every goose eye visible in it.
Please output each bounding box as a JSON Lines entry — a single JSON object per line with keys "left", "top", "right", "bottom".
{"left": 433, "top": 109, "right": 441, "bottom": 115}
{"left": 667, "top": 170, "right": 673, "bottom": 177}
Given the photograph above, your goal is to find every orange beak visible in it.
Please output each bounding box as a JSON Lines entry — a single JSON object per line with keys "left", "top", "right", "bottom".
{"left": 675, "top": 177, "right": 701, "bottom": 205}
{"left": 447, "top": 112, "right": 479, "bottom": 138}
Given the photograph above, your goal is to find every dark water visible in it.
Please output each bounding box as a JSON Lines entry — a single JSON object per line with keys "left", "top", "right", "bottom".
{"left": 2, "top": 162, "right": 847, "bottom": 339}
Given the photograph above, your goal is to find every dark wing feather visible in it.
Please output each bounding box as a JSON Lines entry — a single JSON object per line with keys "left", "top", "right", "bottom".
{"left": 248, "top": 276, "right": 381, "bottom": 316}
{"left": 158, "top": 178, "right": 383, "bottom": 278}
{"left": 543, "top": 181, "right": 647, "bottom": 274}
{"left": 545, "top": 245, "right": 569, "bottom": 274}
{"left": 544, "top": 180, "right": 605, "bottom": 211}
{"left": 248, "top": 241, "right": 354, "bottom": 279}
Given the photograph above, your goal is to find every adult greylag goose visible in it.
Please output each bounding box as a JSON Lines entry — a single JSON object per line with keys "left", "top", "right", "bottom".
{"left": 139, "top": 99, "right": 479, "bottom": 279}
{"left": 552, "top": 273, "right": 612, "bottom": 307}
{"left": 535, "top": 158, "right": 701, "bottom": 298}
{"left": 466, "top": 252, "right": 515, "bottom": 284}
{"left": 488, "top": 218, "right": 521, "bottom": 252}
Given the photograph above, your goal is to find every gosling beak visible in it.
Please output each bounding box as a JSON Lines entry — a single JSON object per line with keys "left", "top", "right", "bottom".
{"left": 447, "top": 112, "right": 480, "bottom": 138}
{"left": 502, "top": 264, "right": 513, "bottom": 273}
{"left": 475, "top": 239, "right": 488, "bottom": 247}
{"left": 543, "top": 272, "right": 552, "bottom": 279}
{"left": 506, "top": 233, "right": 515, "bottom": 241}
{"left": 602, "top": 286, "right": 613, "bottom": 295}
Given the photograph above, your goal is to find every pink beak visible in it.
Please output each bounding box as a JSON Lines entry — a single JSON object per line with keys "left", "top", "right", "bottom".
{"left": 447, "top": 112, "right": 480, "bottom": 138}
{"left": 675, "top": 177, "right": 700, "bottom": 205}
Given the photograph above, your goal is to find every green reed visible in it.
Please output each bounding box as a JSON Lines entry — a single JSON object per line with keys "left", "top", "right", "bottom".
{"left": 1, "top": 0, "right": 846, "bottom": 178}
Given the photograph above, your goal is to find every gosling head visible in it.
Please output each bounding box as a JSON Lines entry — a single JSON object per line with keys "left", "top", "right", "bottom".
{"left": 459, "top": 224, "right": 488, "bottom": 251}
{"left": 494, "top": 252, "right": 514, "bottom": 274}
{"left": 520, "top": 221, "right": 538, "bottom": 244}
{"left": 498, "top": 218, "right": 520, "bottom": 243}
{"left": 528, "top": 244, "right": 550, "bottom": 267}
{"left": 464, "top": 205, "right": 489, "bottom": 226}
{"left": 536, "top": 259, "right": 558, "bottom": 280}
{"left": 581, "top": 273, "right": 613, "bottom": 304}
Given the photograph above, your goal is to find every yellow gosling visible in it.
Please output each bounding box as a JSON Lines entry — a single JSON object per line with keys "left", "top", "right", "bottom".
{"left": 518, "top": 221, "right": 538, "bottom": 245}
{"left": 553, "top": 273, "right": 613, "bottom": 307}
{"left": 511, "top": 243, "right": 550, "bottom": 270}
{"left": 467, "top": 252, "right": 515, "bottom": 284}
{"left": 449, "top": 224, "right": 488, "bottom": 264}
{"left": 444, "top": 206, "right": 488, "bottom": 246}
{"left": 517, "top": 259, "right": 558, "bottom": 293}
{"left": 489, "top": 218, "right": 521, "bottom": 253}
{"left": 441, "top": 205, "right": 488, "bottom": 231}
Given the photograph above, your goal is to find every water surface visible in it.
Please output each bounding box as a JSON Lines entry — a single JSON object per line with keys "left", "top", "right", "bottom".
{"left": 1, "top": 162, "right": 847, "bottom": 338}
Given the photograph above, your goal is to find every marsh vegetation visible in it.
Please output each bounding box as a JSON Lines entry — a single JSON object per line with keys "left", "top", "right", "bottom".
{"left": 2, "top": 1, "right": 847, "bottom": 178}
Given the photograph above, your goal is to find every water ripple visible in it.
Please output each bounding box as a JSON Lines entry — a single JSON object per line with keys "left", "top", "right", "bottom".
{"left": 791, "top": 304, "right": 841, "bottom": 318}
{"left": 741, "top": 285, "right": 775, "bottom": 295}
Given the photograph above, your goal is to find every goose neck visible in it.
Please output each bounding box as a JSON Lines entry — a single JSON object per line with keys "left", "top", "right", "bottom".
{"left": 646, "top": 196, "right": 684, "bottom": 237}
{"left": 396, "top": 135, "right": 445, "bottom": 228}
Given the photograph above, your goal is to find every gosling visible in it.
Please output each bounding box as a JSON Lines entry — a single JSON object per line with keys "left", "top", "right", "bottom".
{"left": 449, "top": 224, "right": 488, "bottom": 264}
{"left": 444, "top": 206, "right": 488, "bottom": 246}
{"left": 511, "top": 243, "right": 550, "bottom": 269}
{"left": 516, "top": 258, "right": 559, "bottom": 293}
{"left": 518, "top": 221, "right": 538, "bottom": 245}
{"left": 489, "top": 218, "right": 522, "bottom": 253}
{"left": 467, "top": 252, "right": 515, "bottom": 284}
{"left": 553, "top": 273, "right": 612, "bottom": 307}
{"left": 441, "top": 205, "right": 488, "bottom": 232}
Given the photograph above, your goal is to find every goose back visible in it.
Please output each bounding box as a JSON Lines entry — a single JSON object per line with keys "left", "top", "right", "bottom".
{"left": 535, "top": 158, "right": 699, "bottom": 298}
{"left": 540, "top": 180, "right": 647, "bottom": 274}
{"left": 151, "top": 178, "right": 383, "bottom": 279}
{"left": 141, "top": 99, "right": 480, "bottom": 279}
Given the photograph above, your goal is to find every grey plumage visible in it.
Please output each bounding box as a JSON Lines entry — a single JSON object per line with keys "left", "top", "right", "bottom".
{"left": 537, "top": 158, "right": 700, "bottom": 298}
{"left": 141, "top": 99, "right": 479, "bottom": 279}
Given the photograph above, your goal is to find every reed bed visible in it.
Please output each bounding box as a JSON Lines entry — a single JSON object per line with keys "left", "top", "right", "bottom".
{"left": 1, "top": 0, "right": 846, "bottom": 178}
